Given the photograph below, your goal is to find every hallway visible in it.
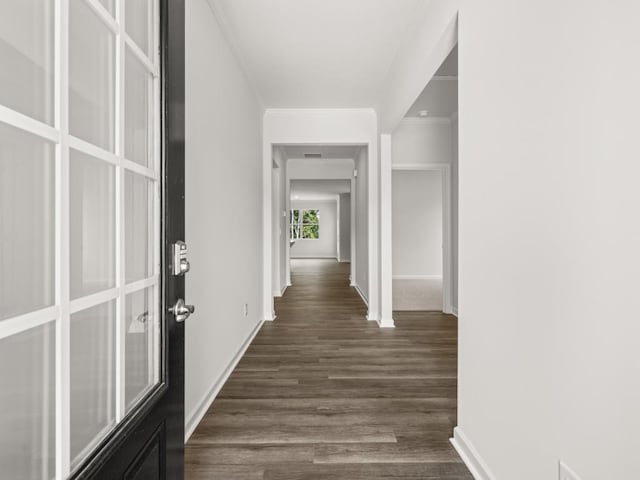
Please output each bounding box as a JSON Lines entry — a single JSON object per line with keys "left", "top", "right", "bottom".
{"left": 185, "top": 259, "right": 471, "bottom": 479}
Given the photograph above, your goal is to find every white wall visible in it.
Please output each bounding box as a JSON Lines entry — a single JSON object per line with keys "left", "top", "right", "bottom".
{"left": 338, "top": 193, "right": 351, "bottom": 262}
{"left": 392, "top": 170, "right": 442, "bottom": 277}
{"left": 290, "top": 200, "right": 337, "bottom": 259}
{"left": 287, "top": 158, "right": 354, "bottom": 179}
{"left": 355, "top": 147, "right": 369, "bottom": 301}
{"left": 185, "top": 0, "right": 263, "bottom": 439}
{"left": 381, "top": 1, "right": 640, "bottom": 479}
{"left": 392, "top": 119, "right": 452, "bottom": 166}
{"left": 451, "top": 114, "right": 458, "bottom": 312}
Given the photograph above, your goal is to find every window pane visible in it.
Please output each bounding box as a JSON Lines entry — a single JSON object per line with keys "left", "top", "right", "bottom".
{"left": 0, "top": 322, "right": 55, "bottom": 480}
{"left": 0, "top": 0, "right": 54, "bottom": 124}
{"left": 125, "top": 48, "right": 152, "bottom": 167}
{"left": 126, "top": 0, "right": 153, "bottom": 57}
{"left": 302, "top": 224, "right": 319, "bottom": 239}
{"left": 70, "top": 301, "right": 116, "bottom": 468}
{"left": 125, "top": 171, "right": 153, "bottom": 283}
{"left": 302, "top": 209, "right": 319, "bottom": 224}
{"left": 0, "top": 122, "right": 54, "bottom": 320}
{"left": 98, "top": 0, "right": 114, "bottom": 15}
{"left": 70, "top": 149, "right": 116, "bottom": 299}
{"left": 125, "top": 287, "right": 157, "bottom": 412}
{"left": 69, "top": 0, "right": 115, "bottom": 151}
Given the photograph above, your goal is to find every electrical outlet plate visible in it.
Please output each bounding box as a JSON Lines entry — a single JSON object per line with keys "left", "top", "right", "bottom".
{"left": 559, "top": 462, "right": 581, "bottom": 480}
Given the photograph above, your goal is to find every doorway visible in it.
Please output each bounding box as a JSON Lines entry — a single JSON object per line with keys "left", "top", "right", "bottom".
{"left": 270, "top": 145, "right": 365, "bottom": 306}
{"left": 391, "top": 167, "right": 448, "bottom": 311}
{"left": 390, "top": 44, "right": 458, "bottom": 315}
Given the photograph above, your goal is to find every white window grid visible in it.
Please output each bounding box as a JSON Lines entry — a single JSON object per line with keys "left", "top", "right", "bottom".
{"left": 0, "top": 0, "right": 160, "bottom": 477}
{"left": 290, "top": 209, "right": 320, "bottom": 240}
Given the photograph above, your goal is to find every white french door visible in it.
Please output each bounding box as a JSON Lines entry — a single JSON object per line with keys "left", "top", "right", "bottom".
{"left": 0, "top": 0, "right": 160, "bottom": 478}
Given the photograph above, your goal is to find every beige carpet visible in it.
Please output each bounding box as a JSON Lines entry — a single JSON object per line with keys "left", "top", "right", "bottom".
{"left": 393, "top": 278, "right": 443, "bottom": 311}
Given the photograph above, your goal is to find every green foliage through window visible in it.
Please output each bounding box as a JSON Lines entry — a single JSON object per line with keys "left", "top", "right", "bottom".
{"left": 290, "top": 209, "right": 320, "bottom": 239}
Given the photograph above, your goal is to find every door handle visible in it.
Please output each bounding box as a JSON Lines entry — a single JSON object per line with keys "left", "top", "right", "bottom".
{"left": 168, "top": 298, "right": 195, "bottom": 322}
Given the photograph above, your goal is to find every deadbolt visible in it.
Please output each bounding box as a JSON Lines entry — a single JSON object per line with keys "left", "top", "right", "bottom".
{"left": 172, "top": 241, "right": 191, "bottom": 276}
{"left": 169, "top": 298, "right": 195, "bottom": 322}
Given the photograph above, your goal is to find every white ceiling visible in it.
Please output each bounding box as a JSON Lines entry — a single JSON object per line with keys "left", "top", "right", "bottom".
{"left": 291, "top": 179, "right": 351, "bottom": 201}
{"left": 209, "top": 0, "right": 428, "bottom": 108}
{"left": 405, "top": 47, "right": 458, "bottom": 118}
{"left": 279, "top": 144, "right": 362, "bottom": 160}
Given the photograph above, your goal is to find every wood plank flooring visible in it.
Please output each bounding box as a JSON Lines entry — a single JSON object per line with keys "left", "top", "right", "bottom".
{"left": 185, "top": 259, "right": 472, "bottom": 479}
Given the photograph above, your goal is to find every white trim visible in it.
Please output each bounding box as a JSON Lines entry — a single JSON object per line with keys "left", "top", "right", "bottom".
{"left": 392, "top": 162, "right": 450, "bottom": 171}
{"left": 114, "top": 0, "right": 126, "bottom": 426}
{"left": 84, "top": 0, "right": 118, "bottom": 34}
{"left": 124, "top": 35, "right": 159, "bottom": 78}
{"left": 0, "top": 104, "right": 60, "bottom": 143}
{"left": 122, "top": 157, "right": 159, "bottom": 181}
{"left": 350, "top": 176, "right": 356, "bottom": 287}
{"left": 392, "top": 275, "right": 443, "bottom": 280}
{"left": 379, "top": 134, "right": 394, "bottom": 328}
{"left": 353, "top": 284, "right": 368, "bottom": 306}
{"left": 184, "top": 320, "right": 264, "bottom": 442}
{"left": 450, "top": 427, "right": 496, "bottom": 480}
{"left": 377, "top": 318, "right": 396, "bottom": 328}
{"left": 124, "top": 276, "right": 158, "bottom": 294}
{"left": 452, "top": 306, "right": 459, "bottom": 317}
{"left": 69, "top": 134, "right": 119, "bottom": 165}
{"left": 69, "top": 288, "right": 120, "bottom": 314}
{"left": 290, "top": 255, "right": 338, "bottom": 259}
{"left": 55, "top": 0, "right": 71, "bottom": 474}
{"left": 273, "top": 284, "right": 288, "bottom": 298}
{"left": 0, "top": 307, "right": 58, "bottom": 339}
{"left": 400, "top": 117, "right": 451, "bottom": 126}
{"left": 441, "top": 165, "right": 453, "bottom": 314}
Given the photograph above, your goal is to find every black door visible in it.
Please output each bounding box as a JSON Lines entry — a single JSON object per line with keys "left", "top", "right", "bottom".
{"left": 72, "top": 1, "right": 186, "bottom": 478}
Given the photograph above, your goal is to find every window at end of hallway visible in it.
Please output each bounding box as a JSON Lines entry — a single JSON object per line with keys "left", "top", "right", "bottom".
{"left": 290, "top": 209, "right": 320, "bottom": 240}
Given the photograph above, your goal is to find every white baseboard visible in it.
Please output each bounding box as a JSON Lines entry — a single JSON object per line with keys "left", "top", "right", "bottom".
{"left": 184, "top": 319, "right": 264, "bottom": 443}
{"left": 353, "top": 283, "right": 368, "bottom": 306}
{"left": 377, "top": 317, "right": 395, "bottom": 328}
{"left": 450, "top": 427, "right": 495, "bottom": 480}
{"left": 452, "top": 306, "right": 458, "bottom": 317}
{"left": 393, "top": 275, "right": 443, "bottom": 280}
{"left": 291, "top": 255, "right": 337, "bottom": 259}
{"left": 273, "top": 284, "right": 288, "bottom": 297}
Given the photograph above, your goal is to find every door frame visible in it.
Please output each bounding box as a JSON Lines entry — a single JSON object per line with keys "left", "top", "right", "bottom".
{"left": 71, "top": 0, "right": 185, "bottom": 477}
{"left": 391, "top": 162, "right": 453, "bottom": 314}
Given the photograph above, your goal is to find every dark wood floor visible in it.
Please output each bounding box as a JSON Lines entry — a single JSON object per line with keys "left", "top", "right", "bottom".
{"left": 186, "top": 259, "right": 471, "bottom": 479}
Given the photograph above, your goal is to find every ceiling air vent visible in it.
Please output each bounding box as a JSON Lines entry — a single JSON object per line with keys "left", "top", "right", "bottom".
{"left": 304, "top": 153, "right": 322, "bottom": 158}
